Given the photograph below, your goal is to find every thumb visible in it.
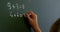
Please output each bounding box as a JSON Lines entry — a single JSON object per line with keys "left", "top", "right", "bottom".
{"left": 25, "top": 13, "right": 32, "bottom": 21}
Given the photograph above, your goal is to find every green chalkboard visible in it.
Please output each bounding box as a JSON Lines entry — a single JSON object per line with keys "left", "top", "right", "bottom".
{"left": 0, "top": 0, "right": 31, "bottom": 32}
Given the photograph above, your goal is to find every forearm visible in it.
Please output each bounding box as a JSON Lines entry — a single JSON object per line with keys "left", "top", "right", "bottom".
{"left": 32, "top": 24, "right": 41, "bottom": 32}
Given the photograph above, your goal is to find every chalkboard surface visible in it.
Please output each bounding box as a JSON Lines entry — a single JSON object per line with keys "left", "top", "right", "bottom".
{"left": 1, "top": 0, "right": 60, "bottom": 32}
{"left": 0, "top": 0, "right": 31, "bottom": 32}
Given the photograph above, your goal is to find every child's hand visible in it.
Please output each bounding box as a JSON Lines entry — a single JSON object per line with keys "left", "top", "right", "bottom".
{"left": 25, "top": 11, "right": 41, "bottom": 32}
{"left": 25, "top": 11, "right": 38, "bottom": 27}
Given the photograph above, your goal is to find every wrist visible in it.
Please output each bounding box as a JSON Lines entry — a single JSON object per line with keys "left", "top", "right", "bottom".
{"left": 35, "top": 26, "right": 41, "bottom": 32}
{"left": 32, "top": 24, "right": 41, "bottom": 32}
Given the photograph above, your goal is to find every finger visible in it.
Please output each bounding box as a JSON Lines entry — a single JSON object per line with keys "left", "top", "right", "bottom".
{"left": 28, "top": 11, "right": 36, "bottom": 17}
{"left": 25, "top": 11, "right": 31, "bottom": 17}
{"left": 25, "top": 13, "right": 32, "bottom": 20}
{"left": 25, "top": 11, "right": 36, "bottom": 19}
